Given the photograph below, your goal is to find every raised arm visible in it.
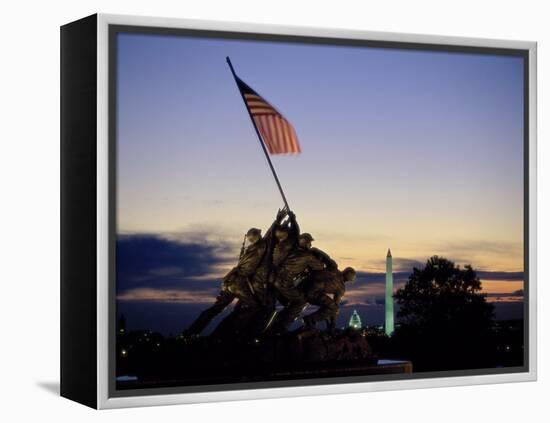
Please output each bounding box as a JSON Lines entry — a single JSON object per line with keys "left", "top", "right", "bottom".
{"left": 287, "top": 210, "right": 300, "bottom": 242}
{"left": 264, "top": 208, "right": 287, "bottom": 240}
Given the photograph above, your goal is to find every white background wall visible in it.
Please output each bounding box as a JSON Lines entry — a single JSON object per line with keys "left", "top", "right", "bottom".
{"left": 1, "top": 0, "right": 547, "bottom": 421}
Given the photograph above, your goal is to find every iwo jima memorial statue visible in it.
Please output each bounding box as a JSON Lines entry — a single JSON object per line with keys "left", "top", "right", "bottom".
{"left": 121, "top": 58, "right": 412, "bottom": 387}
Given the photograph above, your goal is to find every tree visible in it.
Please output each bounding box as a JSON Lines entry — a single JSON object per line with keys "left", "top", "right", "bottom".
{"left": 392, "top": 256, "right": 495, "bottom": 371}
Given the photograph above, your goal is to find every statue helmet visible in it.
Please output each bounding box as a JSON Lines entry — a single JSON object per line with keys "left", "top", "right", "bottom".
{"left": 343, "top": 267, "right": 356, "bottom": 278}
{"left": 246, "top": 228, "right": 262, "bottom": 237}
{"left": 299, "top": 233, "right": 315, "bottom": 242}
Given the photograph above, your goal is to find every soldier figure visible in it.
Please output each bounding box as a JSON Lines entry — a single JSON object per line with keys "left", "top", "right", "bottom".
{"left": 267, "top": 212, "right": 326, "bottom": 334}
{"left": 298, "top": 233, "right": 338, "bottom": 271}
{"left": 183, "top": 227, "right": 266, "bottom": 337}
{"left": 248, "top": 208, "right": 287, "bottom": 307}
{"left": 271, "top": 210, "right": 299, "bottom": 268}
{"left": 301, "top": 267, "right": 357, "bottom": 331}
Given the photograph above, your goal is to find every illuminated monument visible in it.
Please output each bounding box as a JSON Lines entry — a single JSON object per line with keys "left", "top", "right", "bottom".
{"left": 385, "top": 249, "right": 395, "bottom": 336}
{"left": 348, "top": 310, "right": 362, "bottom": 329}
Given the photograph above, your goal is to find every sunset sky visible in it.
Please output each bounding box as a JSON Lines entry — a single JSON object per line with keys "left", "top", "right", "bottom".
{"left": 115, "top": 31, "right": 525, "bottom": 334}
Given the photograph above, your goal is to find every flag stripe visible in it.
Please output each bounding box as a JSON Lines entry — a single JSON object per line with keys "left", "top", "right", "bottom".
{"left": 267, "top": 116, "right": 279, "bottom": 152}
{"left": 274, "top": 117, "right": 285, "bottom": 152}
{"left": 238, "top": 77, "right": 301, "bottom": 155}
{"left": 279, "top": 116, "right": 289, "bottom": 152}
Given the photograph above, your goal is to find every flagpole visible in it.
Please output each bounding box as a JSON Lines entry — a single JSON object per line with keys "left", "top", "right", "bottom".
{"left": 226, "top": 56, "right": 290, "bottom": 211}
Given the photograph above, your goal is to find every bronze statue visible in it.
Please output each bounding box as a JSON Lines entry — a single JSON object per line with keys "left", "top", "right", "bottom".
{"left": 184, "top": 208, "right": 356, "bottom": 338}
{"left": 301, "top": 267, "right": 357, "bottom": 331}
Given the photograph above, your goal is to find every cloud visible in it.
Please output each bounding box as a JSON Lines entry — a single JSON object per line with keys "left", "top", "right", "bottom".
{"left": 485, "top": 291, "right": 524, "bottom": 298}
{"left": 485, "top": 289, "right": 524, "bottom": 303}
{"left": 365, "top": 257, "right": 425, "bottom": 274}
{"left": 355, "top": 271, "right": 409, "bottom": 284}
{"left": 477, "top": 271, "right": 524, "bottom": 281}
{"left": 116, "top": 233, "right": 234, "bottom": 293}
{"left": 392, "top": 258, "right": 425, "bottom": 272}
{"left": 437, "top": 240, "right": 522, "bottom": 257}
{"left": 148, "top": 266, "right": 185, "bottom": 277}
{"left": 340, "top": 296, "right": 384, "bottom": 307}
{"left": 486, "top": 297, "right": 524, "bottom": 303}
{"left": 117, "top": 287, "right": 218, "bottom": 304}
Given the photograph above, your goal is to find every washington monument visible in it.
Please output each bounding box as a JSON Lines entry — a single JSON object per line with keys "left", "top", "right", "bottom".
{"left": 385, "top": 249, "right": 394, "bottom": 336}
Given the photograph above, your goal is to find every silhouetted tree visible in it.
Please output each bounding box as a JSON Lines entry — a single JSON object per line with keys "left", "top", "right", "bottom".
{"left": 392, "top": 256, "right": 495, "bottom": 371}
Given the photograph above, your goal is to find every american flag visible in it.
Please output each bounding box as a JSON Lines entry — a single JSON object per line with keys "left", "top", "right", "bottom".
{"left": 236, "top": 77, "right": 301, "bottom": 155}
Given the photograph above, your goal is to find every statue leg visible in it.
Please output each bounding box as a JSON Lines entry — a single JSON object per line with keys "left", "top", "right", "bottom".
{"left": 327, "top": 315, "right": 337, "bottom": 332}
{"left": 185, "top": 290, "right": 234, "bottom": 335}
{"left": 245, "top": 278, "right": 277, "bottom": 336}
{"left": 271, "top": 279, "right": 306, "bottom": 332}
{"left": 211, "top": 278, "right": 263, "bottom": 340}
{"left": 304, "top": 295, "right": 337, "bottom": 328}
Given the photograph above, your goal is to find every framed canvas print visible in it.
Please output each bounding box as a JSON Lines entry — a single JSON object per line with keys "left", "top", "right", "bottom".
{"left": 60, "top": 14, "right": 537, "bottom": 409}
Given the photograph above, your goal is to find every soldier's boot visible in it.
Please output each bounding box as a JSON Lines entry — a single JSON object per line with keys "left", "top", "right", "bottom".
{"left": 269, "top": 279, "right": 307, "bottom": 333}
{"left": 283, "top": 299, "right": 308, "bottom": 329}
{"left": 185, "top": 289, "right": 235, "bottom": 336}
